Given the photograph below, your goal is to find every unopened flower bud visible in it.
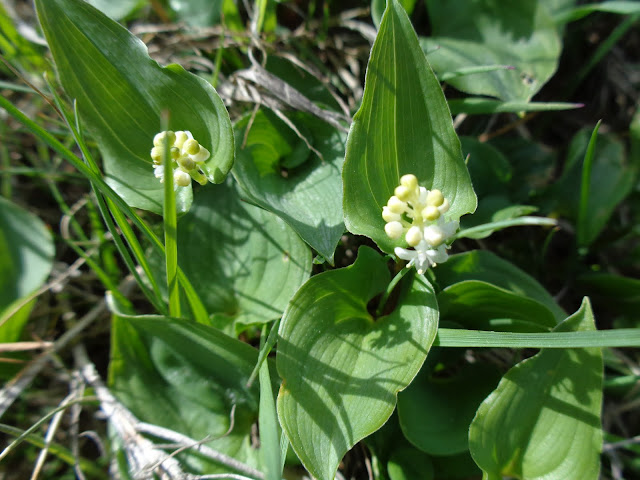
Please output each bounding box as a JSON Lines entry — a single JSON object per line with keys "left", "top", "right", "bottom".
{"left": 422, "top": 205, "right": 440, "bottom": 221}
{"left": 385, "top": 221, "right": 404, "bottom": 239}
{"left": 151, "top": 146, "right": 164, "bottom": 163}
{"left": 177, "top": 155, "right": 196, "bottom": 171}
{"left": 174, "top": 169, "right": 191, "bottom": 187}
{"left": 183, "top": 138, "right": 200, "bottom": 155}
{"left": 174, "top": 131, "right": 189, "bottom": 149}
{"left": 406, "top": 226, "right": 423, "bottom": 246}
{"left": 438, "top": 198, "right": 450, "bottom": 214}
{"left": 382, "top": 206, "right": 401, "bottom": 223}
{"left": 153, "top": 130, "right": 176, "bottom": 147}
{"left": 400, "top": 174, "right": 418, "bottom": 191}
{"left": 191, "top": 145, "right": 210, "bottom": 163}
{"left": 394, "top": 185, "right": 410, "bottom": 201}
{"left": 427, "top": 189, "right": 444, "bottom": 207}
{"left": 387, "top": 196, "right": 406, "bottom": 214}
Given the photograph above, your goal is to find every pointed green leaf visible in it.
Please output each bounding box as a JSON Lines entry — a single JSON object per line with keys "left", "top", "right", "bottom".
{"left": 469, "top": 298, "right": 603, "bottom": 480}
{"left": 343, "top": 0, "right": 476, "bottom": 254}
{"left": 435, "top": 250, "right": 566, "bottom": 323}
{"left": 277, "top": 246, "right": 438, "bottom": 480}
{"left": 35, "top": 0, "right": 234, "bottom": 214}
{"left": 422, "top": 0, "right": 561, "bottom": 101}
{"left": 176, "top": 182, "right": 311, "bottom": 325}
{"left": 438, "top": 280, "right": 557, "bottom": 332}
{"left": 233, "top": 110, "right": 345, "bottom": 263}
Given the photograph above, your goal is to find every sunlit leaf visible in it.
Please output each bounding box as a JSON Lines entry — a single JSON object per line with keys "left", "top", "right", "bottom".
{"left": 35, "top": 0, "right": 234, "bottom": 214}
{"left": 422, "top": 0, "right": 561, "bottom": 101}
{"left": 277, "top": 246, "right": 438, "bottom": 480}
{"left": 343, "top": 0, "right": 476, "bottom": 254}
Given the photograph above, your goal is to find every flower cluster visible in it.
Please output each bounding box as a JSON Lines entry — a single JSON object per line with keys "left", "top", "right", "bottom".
{"left": 151, "top": 130, "right": 210, "bottom": 189}
{"left": 382, "top": 174, "right": 458, "bottom": 274}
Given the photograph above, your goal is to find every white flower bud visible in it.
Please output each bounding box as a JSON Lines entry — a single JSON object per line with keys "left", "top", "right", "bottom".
{"left": 405, "top": 226, "right": 423, "bottom": 246}
{"left": 191, "top": 145, "right": 210, "bottom": 163}
{"left": 174, "top": 169, "right": 191, "bottom": 187}
{"left": 382, "top": 206, "right": 401, "bottom": 223}
{"left": 153, "top": 131, "right": 176, "bottom": 147}
{"left": 385, "top": 221, "right": 404, "bottom": 239}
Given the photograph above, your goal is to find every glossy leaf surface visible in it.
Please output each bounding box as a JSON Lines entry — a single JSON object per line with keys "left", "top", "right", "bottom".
{"left": 233, "top": 110, "right": 345, "bottom": 263}
{"left": 435, "top": 250, "right": 566, "bottom": 322}
{"left": 343, "top": 0, "right": 476, "bottom": 254}
{"left": 36, "top": 0, "right": 234, "bottom": 214}
{"left": 177, "top": 182, "right": 311, "bottom": 325}
{"left": 469, "top": 298, "right": 603, "bottom": 480}
{"left": 277, "top": 246, "right": 438, "bottom": 480}
{"left": 422, "top": 0, "right": 561, "bottom": 101}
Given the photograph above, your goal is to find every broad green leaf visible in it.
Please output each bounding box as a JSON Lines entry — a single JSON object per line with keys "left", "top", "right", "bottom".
{"left": 438, "top": 280, "right": 557, "bottom": 332}
{"left": 35, "top": 0, "right": 234, "bottom": 214}
{"left": 469, "top": 298, "right": 603, "bottom": 480}
{"left": 233, "top": 110, "right": 345, "bottom": 263}
{"left": 0, "top": 197, "right": 54, "bottom": 313}
{"left": 422, "top": 0, "right": 561, "bottom": 101}
{"left": 277, "top": 246, "right": 438, "bottom": 480}
{"left": 550, "top": 128, "right": 634, "bottom": 246}
{"left": 398, "top": 363, "right": 501, "bottom": 455}
{"left": 176, "top": 182, "right": 311, "bottom": 326}
{"left": 109, "top": 314, "right": 265, "bottom": 473}
{"left": 434, "top": 250, "right": 566, "bottom": 323}
{"left": 343, "top": 0, "right": 476, "bottom": 254}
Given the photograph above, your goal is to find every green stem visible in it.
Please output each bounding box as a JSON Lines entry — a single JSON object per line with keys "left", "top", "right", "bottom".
{"left": 162, "top": 133, "right": 180, "bottom": 318}
{"left": 376, "top": 267, "right": 411, "bottom": 317}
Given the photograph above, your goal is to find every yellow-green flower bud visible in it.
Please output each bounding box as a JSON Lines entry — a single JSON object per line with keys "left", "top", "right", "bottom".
{"left": 422, "top": 205, "right": 440, "bottom": 221}
{"left": 427, "top": 189, "right": 444, "bottom": 207}
{"left": 170, "top": 147, "right": 180, "bottom": 160}
{"left": 183, "top": 138, "right": 200, "bottom": 155}
{"left": 153, "top": 130, "right": 176, "bottom": 147}
{"left": 394, "top": 185, "right": 410, "bottom": 201}
{"left": 151, "top": 146, "right": 164, "bottom": 163}
{"left": 177, "top": 155, "right": 196, "bottom": 171}
{"left": 387, "top": 196, "right": 406, "bottom": 214}
{"left": 405, "top": 226, "right": 422, "bottom": 246}
{"left": 174, "top": 131, "right": 189, "bottom": 149}
{"left": 385, "top": 221, "right": 404, "bottom": 239}
{"left": 400, "top": 174, "right": 418, "bottom": 191}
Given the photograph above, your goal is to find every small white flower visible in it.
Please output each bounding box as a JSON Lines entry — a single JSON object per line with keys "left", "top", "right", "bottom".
{"left": 382, "top": 175, "right": 458, "bottom": 274}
